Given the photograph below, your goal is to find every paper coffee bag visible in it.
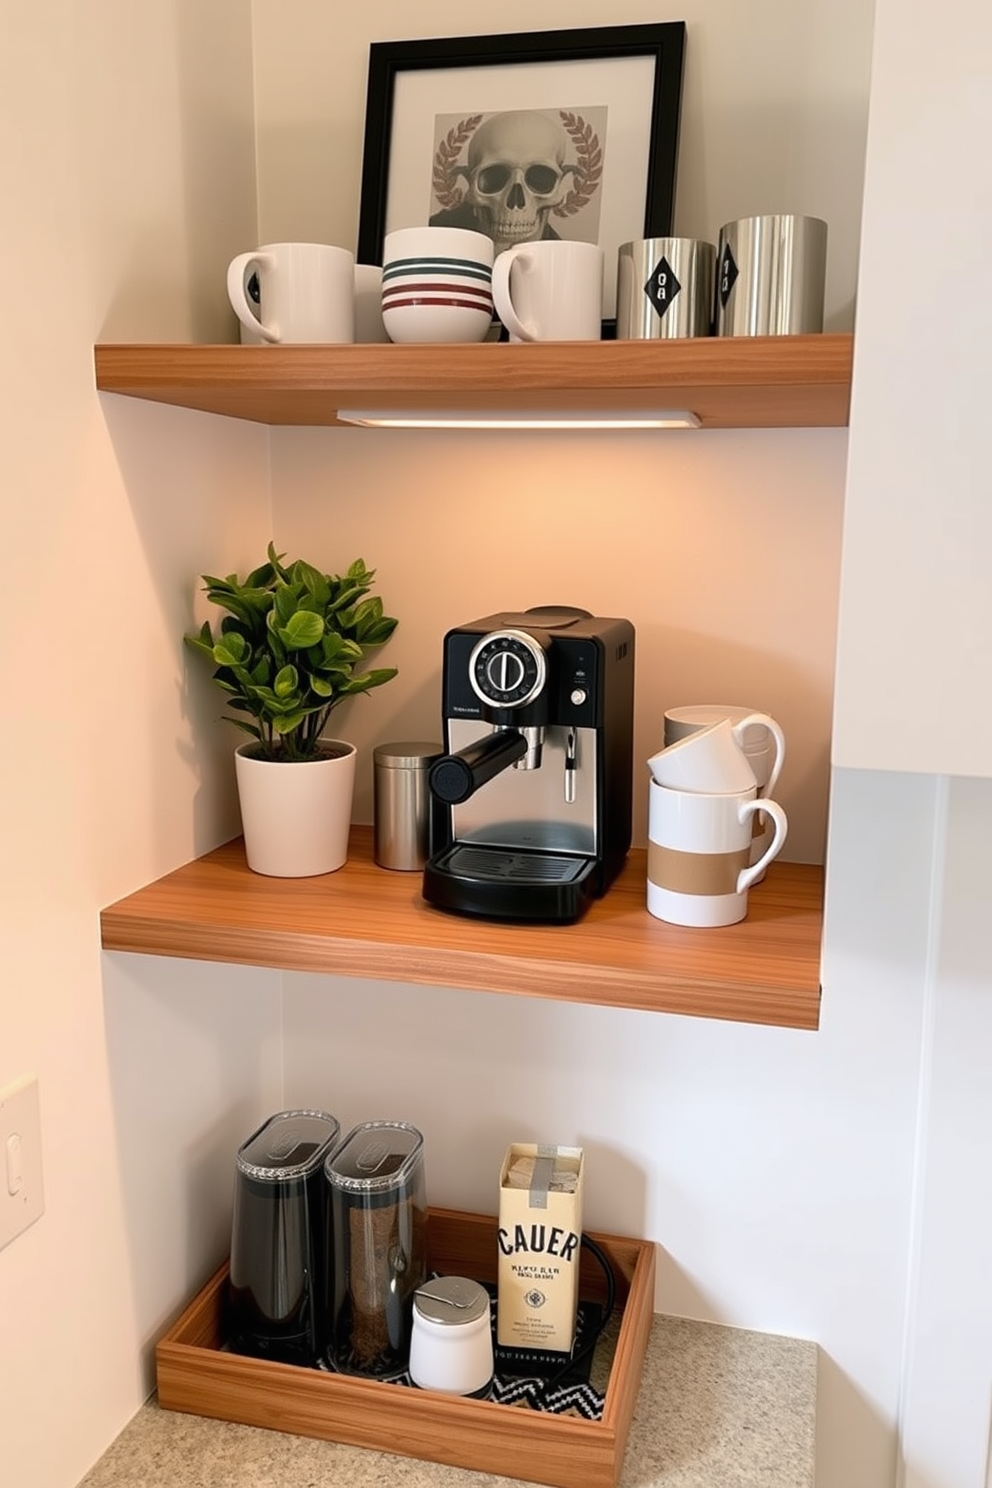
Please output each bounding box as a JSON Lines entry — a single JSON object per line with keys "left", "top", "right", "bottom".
{"left": 497, "top": 1143, "right": 584, "bottom": 1353}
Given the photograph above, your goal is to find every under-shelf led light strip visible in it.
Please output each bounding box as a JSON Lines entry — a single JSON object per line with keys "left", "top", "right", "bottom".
{"left": 335, "top": 409, "right": 702, "bottom": 430}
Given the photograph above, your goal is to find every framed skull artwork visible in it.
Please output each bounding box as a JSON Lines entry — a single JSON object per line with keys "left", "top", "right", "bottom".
{"left": 356, "top": 24, "right": 686, "bottom": 331}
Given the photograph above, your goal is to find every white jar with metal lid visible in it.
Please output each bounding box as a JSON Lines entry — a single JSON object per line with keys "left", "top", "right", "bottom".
{"left": 409, "top": 1275, "right": 494, "bottom": 1396}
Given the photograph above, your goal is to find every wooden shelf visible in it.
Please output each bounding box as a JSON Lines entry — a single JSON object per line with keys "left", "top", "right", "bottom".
{"left": 100, "top": 826, "right": 822, "bottom": 1030}
{"left": 93, "top": 334, "right": 852, "bottom": 429}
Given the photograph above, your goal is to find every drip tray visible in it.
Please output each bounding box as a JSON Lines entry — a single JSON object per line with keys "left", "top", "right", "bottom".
{"left": 442, "top": 844, "right": 591, "bottom": 884}
{"left": 423, "top": 844, "right": 599, "bottom": 922}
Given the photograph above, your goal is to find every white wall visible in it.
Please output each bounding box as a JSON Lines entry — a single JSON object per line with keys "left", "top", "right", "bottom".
{"left": 832, "top": 0, "right": 992, "bottom": 777}
{"left": 834, "top": 1, "right": 992, "bottom": 1481}
{"left": 0, "top": 6, "right": 282, "bottom": 1488}
{"left": 896, "top": 776, "right": 992, "bottom": 1488}
{"left": 284, "top": 770, "right": 931, "bottom": 1488}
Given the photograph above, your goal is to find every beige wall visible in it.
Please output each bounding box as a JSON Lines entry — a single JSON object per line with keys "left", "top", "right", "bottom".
{"left": 251, "top": 0, "right": 873, "bottom": 331}
{"left": 273, "top": 427, "right": 844, "bottom": 860}
{"left": 0, "top": 5, "right": 280, "bottom": 1487}
{"left": 250, "top": 0, "right": 876, "bottom": 862}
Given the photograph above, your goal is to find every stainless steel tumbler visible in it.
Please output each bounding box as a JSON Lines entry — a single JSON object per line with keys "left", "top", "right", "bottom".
{"left": 715, "top": 215, "right": 827, "bottom": 336}
{"left": 616, "top": 238, "right": 716, "bottom": 339}
{"left": 373, "top": 741, "right": 443, "bottom": 870}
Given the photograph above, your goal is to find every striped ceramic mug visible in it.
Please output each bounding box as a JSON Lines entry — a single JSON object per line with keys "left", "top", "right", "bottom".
{"left": 381, "top": 227, "right": 495, "bottom": 344}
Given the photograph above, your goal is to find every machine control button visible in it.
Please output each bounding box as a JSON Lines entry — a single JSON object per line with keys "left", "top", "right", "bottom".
{"left": 569, "top": 688, "right": 587, "bottom": 706}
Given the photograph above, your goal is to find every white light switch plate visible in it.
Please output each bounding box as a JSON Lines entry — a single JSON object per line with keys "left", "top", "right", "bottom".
{"left": 0, "top": 1074, "right": 45, "bottom": 1250}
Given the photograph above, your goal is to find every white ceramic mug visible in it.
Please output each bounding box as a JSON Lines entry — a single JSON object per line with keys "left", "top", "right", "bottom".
{"left": 647, "top": 712, "right": 785, "bottom": 796}
{"left": 646, "top": 780, "right": 789, "bottom": 927}
{"left": 227, "top": 242, "right": 355, "bottom": 344}
{"left": 492, "top": 240, "right": 604, "bottom": 342}
{"left": 381, "top": 226, "right": 494, "bottom": 344}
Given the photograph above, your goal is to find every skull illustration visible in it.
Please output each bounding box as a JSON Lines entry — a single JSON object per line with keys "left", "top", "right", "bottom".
{"left": 464, "top": 111, "right": 574, "bottom": 253}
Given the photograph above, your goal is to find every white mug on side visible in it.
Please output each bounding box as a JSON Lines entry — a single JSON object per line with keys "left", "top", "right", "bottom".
{"left": 492, "top": 240, "right": 604, "bottom": 342}
{"left": 646, "top": 781, "right": 789, "bottom": 928}
{"left": 662, "top": 704, "right": 785, "bottom": 797}
{"left": 227, "top": 242, "right": 355, "bottom": 344}
{"left": 647, "top": 712, "right": 785, "bottom": 796}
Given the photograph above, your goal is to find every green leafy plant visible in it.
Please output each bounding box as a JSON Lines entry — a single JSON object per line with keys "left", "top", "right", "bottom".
{"left": 185, "top": 543, "right": 398, "bottom": 761}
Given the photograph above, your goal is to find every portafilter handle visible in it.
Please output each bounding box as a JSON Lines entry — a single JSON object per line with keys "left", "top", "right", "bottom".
{"left": 429, "top": 729, "right": 528, "bottom": 806}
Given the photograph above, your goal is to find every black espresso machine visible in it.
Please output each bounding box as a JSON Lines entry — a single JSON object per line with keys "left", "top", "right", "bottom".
{"left": 422, "top": 606, "right": 634, "bottom": 922}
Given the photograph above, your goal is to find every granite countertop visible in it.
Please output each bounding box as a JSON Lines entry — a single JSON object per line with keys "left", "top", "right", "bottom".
{"left": 78, "top": 1314, "right": 816, "bottom": 1488}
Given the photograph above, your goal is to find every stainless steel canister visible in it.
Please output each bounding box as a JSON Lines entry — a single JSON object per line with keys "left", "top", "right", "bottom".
{"left": 616, "top": 238, "right": 716, "bottom": 339}
{"left": 373, "top": 741, "right": 443, "bottom": 870}
{"left": 715, "top": 215, "right": 827, "bottom": 336}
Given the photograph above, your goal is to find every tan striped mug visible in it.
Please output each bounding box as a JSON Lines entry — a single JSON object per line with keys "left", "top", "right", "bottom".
{"left": 646, "top": 780, "right": 788, "bottom": 928}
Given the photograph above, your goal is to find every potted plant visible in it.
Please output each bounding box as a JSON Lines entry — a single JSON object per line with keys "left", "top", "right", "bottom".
{"left": 186, "top": 543, "right": 398, "bottom": 877}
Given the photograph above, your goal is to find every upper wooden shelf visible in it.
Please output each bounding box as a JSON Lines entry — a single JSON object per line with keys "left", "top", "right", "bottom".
{"left": 100, "top": 827, "right": 822, "bottom": 1030}
{"left": 93, "top": 334, "right": 853, "bottom": 430}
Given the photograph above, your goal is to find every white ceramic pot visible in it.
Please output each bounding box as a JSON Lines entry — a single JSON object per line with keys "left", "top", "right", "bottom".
{"left": 234, "top": 739, "right": 357, "bottom": 877}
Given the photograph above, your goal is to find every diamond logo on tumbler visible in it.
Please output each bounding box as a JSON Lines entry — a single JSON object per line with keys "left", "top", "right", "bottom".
{"left": 616, "top": 238, "right": 716, "bottom": 340}
{"left": 715, "top": 215, "right": 827, "bottom": 336}
{"left": 718, "top": 243, "right": 739, "bottom": 307}
{"left": 645, "top": 256, "right": 680, "bottom": 318}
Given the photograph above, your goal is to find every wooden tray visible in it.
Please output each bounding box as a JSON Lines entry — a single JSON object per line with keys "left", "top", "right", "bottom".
{"left": 156, "top": 1207, "right": 656, "bottom": 1488}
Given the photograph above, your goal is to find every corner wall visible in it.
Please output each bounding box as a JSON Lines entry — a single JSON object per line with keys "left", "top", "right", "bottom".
{"left": 0, "top": 6, "right": 281, "bottom": 1486}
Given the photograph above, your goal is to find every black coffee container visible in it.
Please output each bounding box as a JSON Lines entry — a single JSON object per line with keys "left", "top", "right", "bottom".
{"left": 228, "top": 1108, "right": 341, "bottom": 1366}
{"left": 325, "top": 1121, "right": 427, "bottom": 1377}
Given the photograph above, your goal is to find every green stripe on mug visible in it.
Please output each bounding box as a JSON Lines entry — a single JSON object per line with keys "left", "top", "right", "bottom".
{"left": 383, "top": 256, "right": 492, "bottom": 283}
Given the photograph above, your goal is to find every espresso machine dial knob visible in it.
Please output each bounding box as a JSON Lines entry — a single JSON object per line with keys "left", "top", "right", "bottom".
{"left": 469, "top": 629, "right": 548, "bottom": 709}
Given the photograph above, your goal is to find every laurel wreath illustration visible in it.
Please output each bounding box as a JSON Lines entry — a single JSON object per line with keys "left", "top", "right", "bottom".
{"left": 431, "top": 111, "right": 603, "bottom": 217}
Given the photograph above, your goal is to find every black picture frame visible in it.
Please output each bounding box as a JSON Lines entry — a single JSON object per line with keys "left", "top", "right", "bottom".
{"left": 356, "top": 23, "right": 686, "bottom": 332}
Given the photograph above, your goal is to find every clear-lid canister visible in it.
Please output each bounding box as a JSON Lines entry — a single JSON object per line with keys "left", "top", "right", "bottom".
{"left": 236, "top": 1108, "right": 341, "bottom": 1182}
{"left": 324, "top": 1121, "right": 427, "bottom": 1376}
{"left": 229, "top": 1108, "right": 341, "bottom": 1367}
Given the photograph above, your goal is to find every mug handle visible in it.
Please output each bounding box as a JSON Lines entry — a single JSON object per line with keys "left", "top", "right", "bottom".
{"left": 491, "top": 246, "right": 537, "bottom": 342}
{"left": 733, "top": 711, "right": 786, "bottom": 797}
{"left": 227, "top": 251, "right": 279, "bottom": 343}
{"left": 736, "top": 798, "right": 788, "bottom": 892}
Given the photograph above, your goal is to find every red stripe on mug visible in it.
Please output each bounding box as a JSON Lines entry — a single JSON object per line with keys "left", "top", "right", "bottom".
{"left": 382, "top": 281, "right": 492, "bottom": 304}
{"left": 382, "top": 295, "right": 494, "bottom": 312}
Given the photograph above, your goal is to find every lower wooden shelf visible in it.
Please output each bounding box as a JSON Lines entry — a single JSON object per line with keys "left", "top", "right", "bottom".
{"left": 156, "top": 1208, "right": 655, "bottom": 1488}
{"left": 100, "top": 826, "right": 822, "bottom": 1029}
